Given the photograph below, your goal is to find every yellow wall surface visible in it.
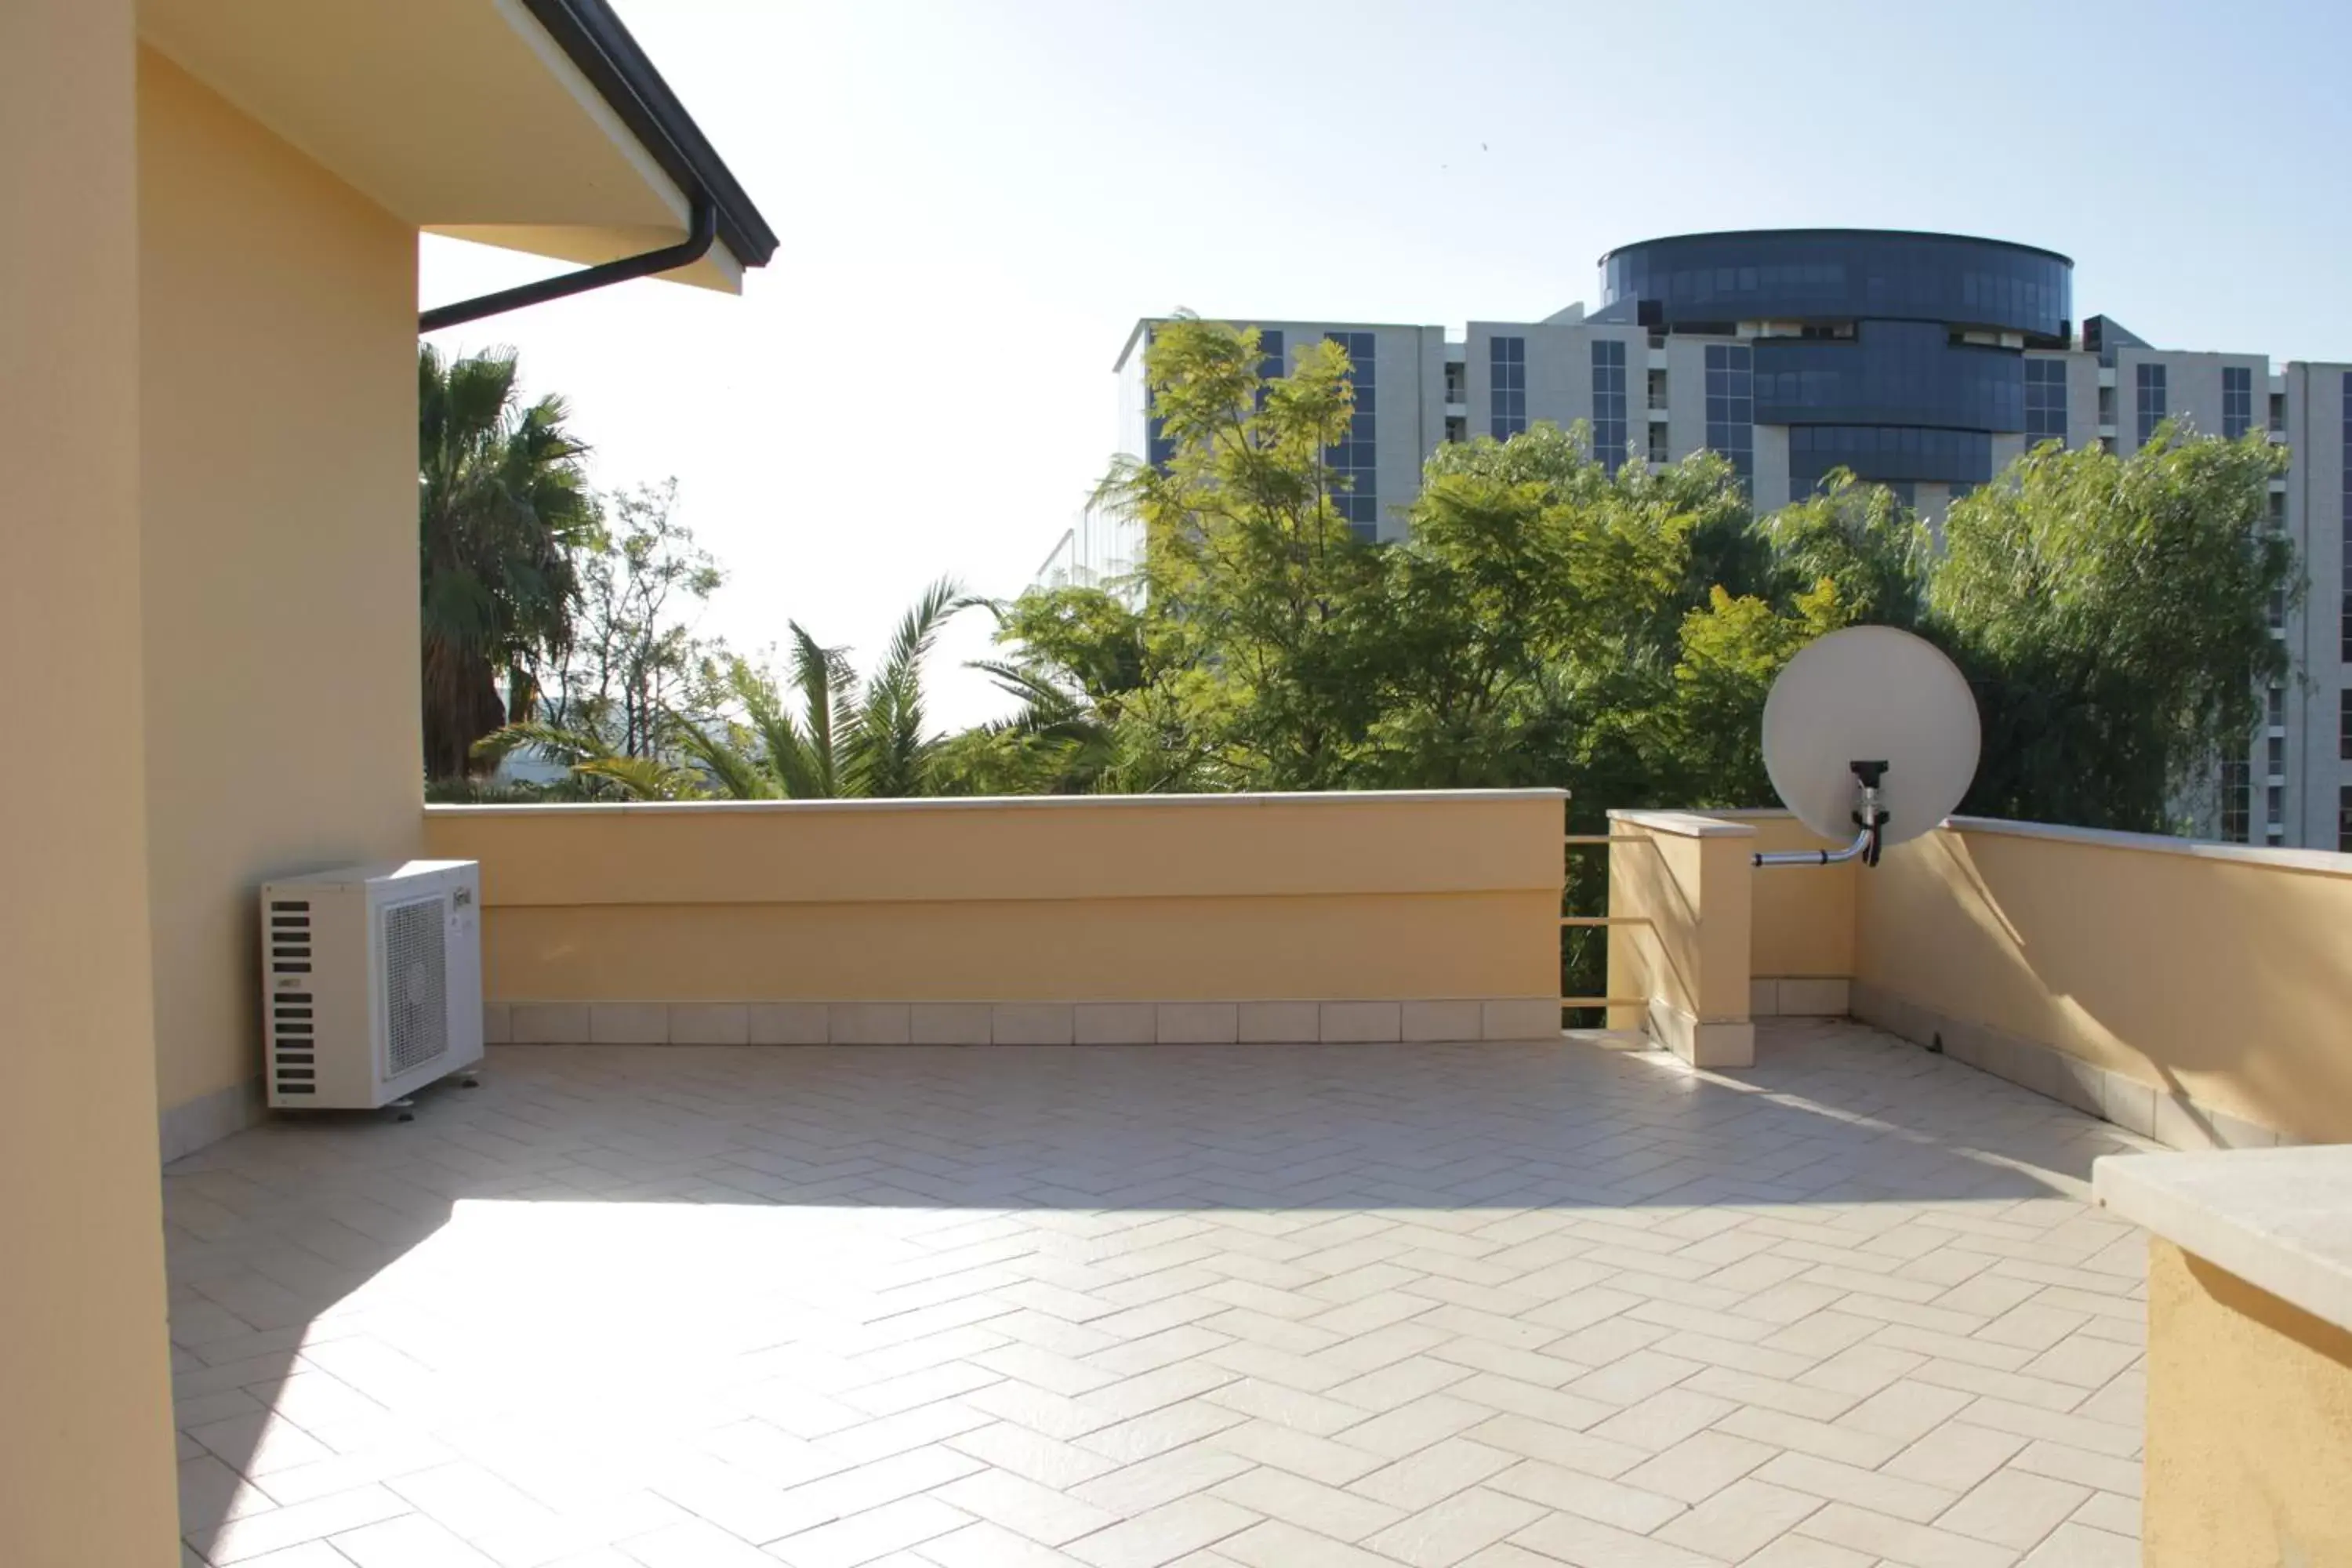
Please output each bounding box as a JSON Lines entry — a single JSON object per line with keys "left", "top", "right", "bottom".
{"left": 1855, "top": 822, "right": 2352, "bottom": 1144}
{"left": 2144, "top": 1238, "right": 2352, "bottom": 1566}
{"left": 1730, "top": 811, "right": 1857, "bottom": 978}
{"left": 0, "top": 1, "right": 183, "bottom": 1557}
{"left": 139, "top": 50, "right": 423, "bottom": 1120}
{"left": 423, "top": 793, "right": 1566, "bottom": 1003}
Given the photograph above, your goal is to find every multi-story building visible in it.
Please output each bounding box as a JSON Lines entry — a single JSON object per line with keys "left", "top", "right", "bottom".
{"left": 1108, "top": 228, "right": 2352, "bottom": 851}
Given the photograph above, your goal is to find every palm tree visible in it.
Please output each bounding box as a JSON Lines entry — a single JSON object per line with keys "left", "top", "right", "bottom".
{"left": 488, "top": 578, "right": 969, "bottom": 800}
{"left": 470, "top": 718, "right": 705, "bottom": 800}
{"left": 418, "top": 344, "right": 596, "bottom": 780}
{"left": 841, "top": 576, "right": 965, "bottom": 797}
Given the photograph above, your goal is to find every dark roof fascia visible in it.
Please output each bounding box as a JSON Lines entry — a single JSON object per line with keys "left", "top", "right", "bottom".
{"left": 521, "top": 0, "right": 779, "bottom": 270}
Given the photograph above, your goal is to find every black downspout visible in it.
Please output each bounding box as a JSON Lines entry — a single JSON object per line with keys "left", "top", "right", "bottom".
{"left": 418, "top": 198, "right": 717, "bottom": 335}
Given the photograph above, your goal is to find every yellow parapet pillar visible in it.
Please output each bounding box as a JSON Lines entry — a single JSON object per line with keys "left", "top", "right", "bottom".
{"left": 1606, "top": 811, "right": 1756, "bottom": 1067}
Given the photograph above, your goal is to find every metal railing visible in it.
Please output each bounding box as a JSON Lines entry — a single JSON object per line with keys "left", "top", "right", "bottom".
{"left": 1560, "top": 829, "right": 1647, "bottom": 1011}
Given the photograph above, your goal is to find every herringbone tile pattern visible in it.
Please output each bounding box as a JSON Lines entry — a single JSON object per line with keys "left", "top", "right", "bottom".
{"left": 165, "top": 1021, "right": 2154, "bottom": 1567}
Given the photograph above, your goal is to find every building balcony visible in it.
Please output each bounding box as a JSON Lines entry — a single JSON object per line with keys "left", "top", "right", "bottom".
{"left": 159, "top": 792, "right": 2352, "bottom": 1565}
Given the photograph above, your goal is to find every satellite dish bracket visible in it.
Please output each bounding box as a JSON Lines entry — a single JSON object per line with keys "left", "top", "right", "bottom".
{"left": 1755, "top": 760, "right": 1890, "bottom": 870}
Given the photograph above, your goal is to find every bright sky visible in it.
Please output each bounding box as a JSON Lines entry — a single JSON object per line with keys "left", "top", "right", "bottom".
{"left": 421, "top": 0, "right": 2352, "bottom": 731}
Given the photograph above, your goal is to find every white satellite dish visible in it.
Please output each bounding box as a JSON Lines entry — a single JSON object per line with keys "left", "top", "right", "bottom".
{"left": 1756, "top": 625, "right": 1980, "bottom": 869}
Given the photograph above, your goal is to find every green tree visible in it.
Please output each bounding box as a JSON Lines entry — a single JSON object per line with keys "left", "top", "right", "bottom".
{"left": 660, "top": 578, "right": 971, "bottom": 800}
{"left": 1929, "top": 424, "right": 2296, "bottom": 831}
{"left": 1095, "top": 316, "right": 1384, "bottom": 788}
{"left": 932, "top": 586, "right": 1211, "bottom": 796}
{"left": 1364, "top": 425, "right": 1744, "bottom": 789}
{"left": 542, "top": 480, "right": 726, "bottom": 760}
{"left": 416, "top": 344, "right": 595, "bottom": 780}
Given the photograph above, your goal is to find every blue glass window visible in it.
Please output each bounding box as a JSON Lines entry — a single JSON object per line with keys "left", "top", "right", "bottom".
{"left": 1249, "top": 328, "right": 1286, "bottom": 414}
{"left": 1327, "top": 332, "right": 1378, "bottom": 540}
{"left": 1600, "top": 232, "right": 2071, "bottom": 344}
{"left": 2341, "top": 373, "right": 2351, "bottom": 663}
{"left": 2136, "top": 362, "right": 2167, "bottom": 445}
{"left": 2221, "top": 760, "right": 2250, "bottom": 843}
{"left": 1754, "top": 323, "right": 2024, "bottom": 432}
{"left": 1787, "top": 425, "right": 1993, "bottom": 489}
{"left": 2223, "top": 365, "right": 2252, "bottom": 441}
{"left": 1591, "top": 340, "right": 1626, "bottom": 471}
{"left": 1258, "top": 329, "right": 1286, "bottom": 380}
{"left": 2024, "top": 358, "right": 2068, "bottom": 445}
{"left": 1704, "top": 343, "right": 1753, "bottom": 482}
{"left": 1490, "top": 336, "right": 1526, "bottom": 440}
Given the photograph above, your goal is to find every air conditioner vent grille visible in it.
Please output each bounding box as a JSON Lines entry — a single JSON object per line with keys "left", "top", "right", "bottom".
{"left": 270, "top": 900, "right": 312, "bottom": 973}
{"left": 270, "top": 985, "right": 317, "bottom": 1097}
{"left": 382, "top": 895, "right": 448, "bottom": 1076}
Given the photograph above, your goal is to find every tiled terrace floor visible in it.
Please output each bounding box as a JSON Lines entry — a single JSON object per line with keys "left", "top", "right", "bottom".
{"left": 166, "top": 1020, "right": 2157, "bottom": 1568}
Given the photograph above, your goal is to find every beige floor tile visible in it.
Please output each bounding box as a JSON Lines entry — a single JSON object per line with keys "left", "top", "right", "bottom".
{"left": 1344, "top": 1436, "right": 1517, "bottom": 1512}
{"left": 771, "top": 1494, "right": 975, "bottom": 1568}
{"left": 2017, "top": 1521, "right": 2140, "bottom": 1566}
{"left": 1208, "top": 1467, "right": 1403, "bottom": 1543}
{"left": 188, "top": 1484, "right": 412, "bottom": 1565}
{"left": 1614, "top": 1428, "right": 1778, "bottom": 1505}
{"left": 330, "top": 1511, "right": 502, "bottom": 1566}
{"left": 1737, "top": 1535, "right": 1876, "bottom": 1567}
{"left": 1483, "top": 1459, "right": 1684, "bottom": 1533}
{"left": 1881, "top": 1421, "right": 2028, "bottom": 1493}
{"left": 619, "top": 1518, "right": 781, "bottom": 1566}
{"left": 1360, "top": 1484, "right": 1549, "bottom": 1568}
{"left": 2067, "top": 1490, "right": 2140, "bottom": 1537}
{"left": 1653, "top": 1476, "right": 1824, "bottom": 1560}
{"left": 1934, "top": 1465, "right": 2093, "bottom": 1550}
{"left": 938, "top": 1469, "right": 1123, "bottom": 1548}
{"left": 1757, "top": 1449, "right": 1961, "bottom": 1524}
{"left": 1061, "top": 1495, "right": 1260, "bottom": 1568}
{"left": 918, "top": 1520, "right": 1095, "bottom": 1566}
{"left": 1505, "top": 1509, "right": 1725, "bottom": 1567}
{"left": 162, "top": 1024, "right": 2147, "bottom": 1568}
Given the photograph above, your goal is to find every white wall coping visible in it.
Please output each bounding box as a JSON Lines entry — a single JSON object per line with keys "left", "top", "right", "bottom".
{"left": 1612, "top": 806, "right": 2352, "bottom": 877}
{"left": 2095, "top": 1147, "right": 2352, "bottom": 1334}
{"left": 1605, "top": 808, "right": 1757, "bottom": 839}
{"left": 428, "top": 787, "right": 1567, "bottom": 818}
{"left": 1945, "top": 815, "right": 2352, "bottom": 877}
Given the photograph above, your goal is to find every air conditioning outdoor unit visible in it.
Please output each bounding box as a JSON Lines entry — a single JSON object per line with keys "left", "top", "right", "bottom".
{"left": 259, "top": 860, "right": 485, "bottom": 1111}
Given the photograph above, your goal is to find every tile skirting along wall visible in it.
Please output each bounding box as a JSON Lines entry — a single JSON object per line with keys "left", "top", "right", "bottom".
{"left": 488, "top": 997, "right": 1564, "bottom": 1048}
{"left": 1750, "top": 976, "right": 1851, "bottom": 1018}
{"left": 159, "top": 1075, "right": 263, "bottom": 1163}
{"left": 1849, "top": 979, "right": 2294, "bottom": 1152}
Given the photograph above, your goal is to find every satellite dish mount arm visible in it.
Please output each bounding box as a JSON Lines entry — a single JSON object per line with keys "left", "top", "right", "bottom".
{"left": 1754, "top": 760, "right": 1889, "bottom": 869}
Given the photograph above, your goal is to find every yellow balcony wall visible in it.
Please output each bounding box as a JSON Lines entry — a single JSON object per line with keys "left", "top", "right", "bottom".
{"left": 1855, "top": 820, "right": 2352, "bottom": 1146}
{"left": 423, "top": 792, "right": 1566, "bottom": 1028}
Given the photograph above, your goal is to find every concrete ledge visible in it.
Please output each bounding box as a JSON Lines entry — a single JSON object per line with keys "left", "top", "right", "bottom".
{"left": 1606, "top": 808, "right": 1759, "bottom": 840}
{"left": 159, "top": 1076, "right": 264, "bottom": 1164}
{"left": 497, "top": 998, "right": 1563, "bottom": 1047}
{"left": 2097, "top": 1146, "right": 2352, "bottom": 1336}
{"left": 1851, "top": 979, "right": 2288, "bottom": 1151}
{"left": 430, "top": 786, "right": 1569, "bottom": 818}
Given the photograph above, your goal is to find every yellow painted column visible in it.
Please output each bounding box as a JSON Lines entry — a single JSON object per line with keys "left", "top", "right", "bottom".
{"left": 1606, "top": 812, "right": 1755, "bottom": 1066}
{"left": 0, "top": 1, "right": 182, "bottom": 1560}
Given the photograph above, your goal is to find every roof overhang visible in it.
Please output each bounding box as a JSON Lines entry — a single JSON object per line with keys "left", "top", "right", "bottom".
{"left": 137, "top": 0, "right": 776, "bottom": 293}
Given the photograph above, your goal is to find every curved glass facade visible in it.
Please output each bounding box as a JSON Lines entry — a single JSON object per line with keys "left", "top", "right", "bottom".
{"left": 1599, "top": 230, "right": 2073, "bottom": 494}
{"left": 1754, "top": 323, "right": 2024, "bottom": 432}
{"left": 1599, "top": 230, "right": 2071, "bottom": 342}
